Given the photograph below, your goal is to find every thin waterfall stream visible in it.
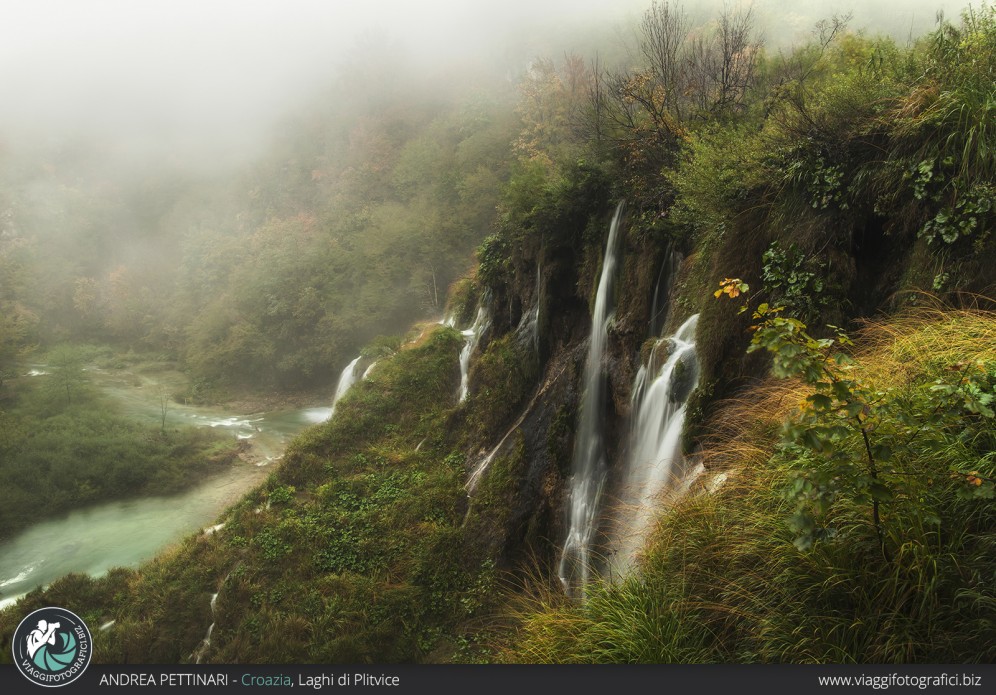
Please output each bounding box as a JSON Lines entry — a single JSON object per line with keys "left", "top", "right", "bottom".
{"left": 558, "top": 202, "right": 625, "bottom": 596}
{"left": 327, "top": 356, "right": 362, "bottom": 419}
{"left": 458, "top": 307, "right": 490, "bottom": 403}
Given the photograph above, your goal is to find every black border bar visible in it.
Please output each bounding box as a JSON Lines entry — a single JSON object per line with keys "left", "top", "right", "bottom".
{"left": 1, "top": 664, "right": 992, "bottom": 695}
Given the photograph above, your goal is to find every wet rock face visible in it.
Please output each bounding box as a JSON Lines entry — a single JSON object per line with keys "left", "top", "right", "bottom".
{"left": 480, "top": 204, "right": 679, "bottom": 570}
{"left": 668, "top": 350, "right": 699, "bottom": 405}
{"left": 606, "top": 317, "right": 642, "bottom": 419}
{"left": 503, "top": 344, "right": 584, "bottom": 565}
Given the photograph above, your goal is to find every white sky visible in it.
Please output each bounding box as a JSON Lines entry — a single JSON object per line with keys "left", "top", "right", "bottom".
{"left": 0, "top": 1, "right": 646, "bottom": 156}
{"left": 0, "top": 0, "right": 974, "bottom": 163}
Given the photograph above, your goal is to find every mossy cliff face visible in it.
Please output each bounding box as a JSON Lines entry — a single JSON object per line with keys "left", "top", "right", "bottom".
{"left": 470, "top": 189, "right": 694, "bottom": 568}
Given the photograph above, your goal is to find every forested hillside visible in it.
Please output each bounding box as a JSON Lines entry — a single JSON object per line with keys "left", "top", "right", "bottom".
{"left": 0, "top": 53, "right": 516, "bottom": 396}
{"left": 1, "top": 1, "right": 994, "bottom": 666}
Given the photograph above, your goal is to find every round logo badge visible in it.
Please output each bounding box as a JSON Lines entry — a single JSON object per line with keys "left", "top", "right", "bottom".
{"left": 11, "top": 607, "right": 92, "bottom": 687}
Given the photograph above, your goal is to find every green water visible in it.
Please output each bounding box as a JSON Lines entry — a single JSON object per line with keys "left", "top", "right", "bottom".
{"left": 0, "top": 366, "right": 331, "bottom": 609}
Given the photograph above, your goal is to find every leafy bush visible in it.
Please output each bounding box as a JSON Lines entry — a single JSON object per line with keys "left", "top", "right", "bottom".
{"left": 746, "top": 303, "right": 995, "bottom": 557}
{"left": 759, "top": 242, "right": 829, "bottom": 325}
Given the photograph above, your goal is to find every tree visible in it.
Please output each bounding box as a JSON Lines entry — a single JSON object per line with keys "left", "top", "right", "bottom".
{"left": 639, "top": 0, "right": 690, "bottom": 120}
{"left": 0, "top": 228, "right": 38, "bottom": 393}
{"left": 47, "top": 345, "right": 87, "bottom": 407}
{"left": 0, "top": 303, "right": 36, "bottom": 393}
{"left": 686, "top": 5, "right": 760, "bottom": 118}
{"left": 158, "top": 384, "right": 170, "bottom": 432}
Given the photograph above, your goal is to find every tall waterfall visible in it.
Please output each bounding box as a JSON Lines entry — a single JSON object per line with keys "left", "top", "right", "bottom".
{"left": 329, "top": 356, "right": 362, "bottom": 418}
{"left": 606, "top": 314, "right": 700, "bottom": 579}
{"left": 559, "top": 202, "right": 625, "bottom": 595}
{"left": 458, "top": 307, "right": 489, "bottom": 402}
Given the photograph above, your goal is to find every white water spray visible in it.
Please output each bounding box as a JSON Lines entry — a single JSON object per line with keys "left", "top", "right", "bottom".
{"left": 606, "top": 314, "right": 700, "bottom": 579}
{"left": 328, "top": 356, "right": 362, "bottom": 419}
{"left": 458, "top": 307, "right": 489, "bottom": 403}
{"left": 558, "top": 202, "right": 625, "bottom": 595}
{"left": 362, "top": 361, "right": 378, "bottom": 380}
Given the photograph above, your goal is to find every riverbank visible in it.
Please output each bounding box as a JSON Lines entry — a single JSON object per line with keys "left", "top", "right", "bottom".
{"left": 0, "top": 452, "right": 270, "bottom": 610}
{"left": 0, "top": 355, "right": 337, "bottom": 609}
{"left": 87, "top": 356, "right": 329, "bottom": 419}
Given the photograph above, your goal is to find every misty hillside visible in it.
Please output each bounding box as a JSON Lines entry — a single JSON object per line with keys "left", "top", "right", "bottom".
{"left": 1, "top": 0, "right": 994, "bottom": 666}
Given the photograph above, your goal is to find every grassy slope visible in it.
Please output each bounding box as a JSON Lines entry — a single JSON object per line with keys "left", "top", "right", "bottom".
{"left": 0, "top": 323, "right": 537, "bottom": 663}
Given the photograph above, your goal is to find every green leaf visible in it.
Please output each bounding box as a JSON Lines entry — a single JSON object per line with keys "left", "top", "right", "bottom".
{"left": 808, "top": 393, "right": 834, "bottom": 411}
{"left": 802, "top": 428, "right": 829, "bottom": 452}
{"left": 844, "top": 401, "right": 864, "bottom": 418}
{"left": 871, "top": 444, "right": 892, "bottom": 462}
{"left": 869, "top": 482, "right": 893, "bottom": 503}
{"left": 833, "top": 352, "right": 855, "bottom": 365}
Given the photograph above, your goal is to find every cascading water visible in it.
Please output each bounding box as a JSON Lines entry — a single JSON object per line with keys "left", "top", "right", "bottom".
{"left": 466, "top": 423, "right": 511, "bottom": 495}
{"left": 191, "top": 592, "right": 218, "bottom": 664}
{"left": 558, "top": 202, "right": 625, "bottom": 595}
{"left": 458, "top": 307, "right": 489, "bottom": 403}
{"left": 189, "top": 568, "right": 237, "bottom": 664}
{"left": 649, "top": 249, "right": 683, "bottom": 337}
{"left": 606, "top": 314, "right": 700, "bottom": 579}
{"left": 328, "top": 356, "right": 362, "bottom": 419}
{"left": 362, "top": 361, "right": 378, "bottom": 380}
{"left": 515, "top": 264, "right": 542, "bottom": 353}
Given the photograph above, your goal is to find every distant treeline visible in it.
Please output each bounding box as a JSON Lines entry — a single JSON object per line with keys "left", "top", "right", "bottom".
{"left": 0, "top": 56, "right": 517, "bottom": 396}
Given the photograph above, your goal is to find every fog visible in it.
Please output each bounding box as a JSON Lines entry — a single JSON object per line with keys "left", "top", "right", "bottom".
{"left": 0, "top": 0, "right": 650, "bottom": 164}
{"left": 1, "top": 0, "right": 973, "bottom": 167}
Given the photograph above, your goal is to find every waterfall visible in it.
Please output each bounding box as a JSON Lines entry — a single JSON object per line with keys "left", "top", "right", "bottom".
{"left": 534, "top": 263, "right": 541, "bottom": 346}
{"left": 458, "top": 307, "right": 489, "bottom": 403}
{"left": 606, "top": 314, "right": 700, "bottom": 579}
{"left": 515, "top": 264, "right": 542, "bottom": 352}
{"left": 466, "top": 439, "right": 503, "bottom": 495}
{"left": 192, "top": 592, "right": 220, "bottom": 664}
{"left": 558, "top": 202, "right": 625, "bottom": 595}
{"left": 328, "top": 356, "right": 362, "bottom": 419}
{"left": 191, "top": 572, "right": 233, "bottom": 664}
{"left": 649, "top": 249, "right": 683, "bottom": 337}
